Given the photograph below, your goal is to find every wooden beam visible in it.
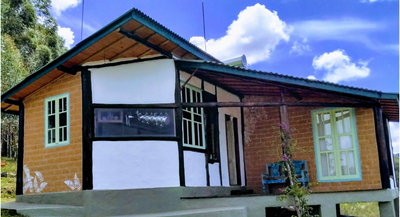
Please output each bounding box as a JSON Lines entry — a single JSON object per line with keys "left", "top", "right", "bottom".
{"left": 81, "top": 69, "right": 94, "bottom": 190}
{"left": 1, "top": 109, "right": 19, "bottom": 115}
{"left": 4, "top": 99, "right": 22, "bottom": 106}
{"left": 56, "top": 65, "right": 81, "bottom": 75}
{"left": 374, "top": 107, "right": 391, "bottom": 189}
{"left": 181, "top": 101, "right": 376, "bottom": 108}
{"left": 174, "top": 63, "right": 185, "bottom": 186}
{"left": 119, "top": 29, "right": 172, "bottom": 58}
{"left": 78, "top": 35, "right": 126, "bottom": 64}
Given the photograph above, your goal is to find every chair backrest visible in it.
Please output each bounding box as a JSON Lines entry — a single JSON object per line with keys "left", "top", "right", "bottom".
{"left": 265, "top": 161, "right": 308, "bottom": 177}
{"left": 292, "top": 160, "right": 308, "bottom": 176}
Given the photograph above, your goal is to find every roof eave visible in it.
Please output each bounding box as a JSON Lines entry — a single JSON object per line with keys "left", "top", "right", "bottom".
{"left": 175, "top": 59, "right": 399, "bottom": 101}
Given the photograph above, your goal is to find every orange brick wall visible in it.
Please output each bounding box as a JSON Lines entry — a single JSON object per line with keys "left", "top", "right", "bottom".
{"left": 243, "top": 96, "right": 381, "bottom": 193}
{"left": 23, "top": 73, "right": 82, "bottom": 194}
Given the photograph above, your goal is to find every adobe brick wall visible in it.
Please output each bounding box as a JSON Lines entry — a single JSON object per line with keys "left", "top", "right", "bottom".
{"left": 243, "top": 95, "right": 381, "bottom": 194}
{"left": 23, "top": 73, "right": 82, "bottom": 194}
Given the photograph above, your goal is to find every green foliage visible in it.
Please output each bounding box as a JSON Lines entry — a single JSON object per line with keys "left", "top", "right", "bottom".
{"left": 340, "top": 202, "right": 379, "bottom": 217}
{"left": 275, "top": 124, "right": 318, "bottom": 217}
{"left": 1, "top": 157, "right": 18, "bottom": 203}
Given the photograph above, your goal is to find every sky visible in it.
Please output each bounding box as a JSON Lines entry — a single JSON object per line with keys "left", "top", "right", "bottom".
{"left": 52, "top": 0, "right": 399, "bottom": 153}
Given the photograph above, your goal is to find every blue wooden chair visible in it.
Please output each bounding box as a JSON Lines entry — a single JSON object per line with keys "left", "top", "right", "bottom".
{"left": 261, "top": 160, "right": 309, "bottom": 194}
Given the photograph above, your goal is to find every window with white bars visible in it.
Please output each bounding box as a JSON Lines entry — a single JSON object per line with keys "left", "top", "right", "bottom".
{"left": 181, "top": 84, "right": 205, "bottom": 149}
{"left": 45, "top": 93, "right": 70, "bottom": 148}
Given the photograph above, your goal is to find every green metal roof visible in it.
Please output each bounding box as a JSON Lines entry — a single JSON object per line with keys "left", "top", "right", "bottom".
{"left": 175, "top": 59, "right": 399, "bottom": 101}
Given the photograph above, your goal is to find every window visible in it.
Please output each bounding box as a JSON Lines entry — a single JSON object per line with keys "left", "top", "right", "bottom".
{"left": 181, "top": 84, "right": 205, "bottom": 149}
{"left": 94, "top": 108, "right": 175, "bottom": 138}
{"left": 203, "top": 91, "right": 220, "bottom": 162}
{"left": 312, "top": 108, "right": 361, "bottom": 182}
{"left": 45, "top": 93, "right": 69, "bottom": 148}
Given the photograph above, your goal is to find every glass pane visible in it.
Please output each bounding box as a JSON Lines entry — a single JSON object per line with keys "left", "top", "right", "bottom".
{"left": 63, "top": 98, "right": 67, "bottom": 112}
{"left": 347, "top": 151, "right": 356, "bottom": 175}
{"left": 194, "top": 114, "right": 202, "bottom": 122}
{"left": 48, "top": 130, "right": 52, "bottom": 144}
{"left": 340, "top": 151, "right": 348, "bottom": 175}
{"left": 48, "top": 115, "right": 55, "bottom": 128}
{"left": 199, "top": 123, "right": 203, "bottom": 147}
{"left": 317, "top": 114, "right": 324, "bottom": 136}
{"left": 197, "top": 92, "right": 201, "bottom": 103}
{"left": 59, "top": 128, "right": 63, "bottom": 142}
{"left": 183, "top": 120, "right": 188, "bottom": 144}
{"left": 59, "top": 113, "right": 67, "bottom": 126}
{"left": 51, "top": 101, "right": 55, "bottom": 114}
{"left": 183, "top": 111, "right": 191, "bottom": 119}
{"left": 319, "top": 138, "right": 333, "bottom": 151}
{"left": 188, "top": 121, "right": 192, "bottom": 144}
{"left": 51, "top": 129, "right": 56, "bottom": 143}
{"left": 336, "top": 111, "right": 344, "bottom": 134}
{"left": 59, "top": 98, "right": 63, "bottom": 112}
{"left": 343, "top": 110, "right": 351, "bottom": 133}
{"left": 324, "top": 113, "right": 331, "bottom": 135}
{"left": 63, "top": 127, "right": 67, "bottom": 141}
{"left": 328, "top": 153, "right": 336, "bottom": 176}
{"left": 321, "top": 153, "right": 328, "bottom": 177}
{"left": 186, "top": 88, "right": 191, "bottom": 102}
{"left": 194, "top": 123, "right": 199, "bottom": 146}
{"left": 95, "top": 108, "right": 175, "bottom": 137}
{"left": 48, "top": 101, "right": 52, "bottom": 114}
{"left": 339, "top": 135, "right": 353, "bottom": 149}
{"left": 182, "top": 87, "right": 186, "bottom": 103}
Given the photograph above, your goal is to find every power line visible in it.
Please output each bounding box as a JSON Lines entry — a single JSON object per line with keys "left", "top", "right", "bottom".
{"left": 81, "top": 0, "right": 85, "bottom": 42}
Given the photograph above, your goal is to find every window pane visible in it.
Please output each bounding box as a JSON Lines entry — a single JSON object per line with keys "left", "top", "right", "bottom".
{"left": 186, "top": 88, "right": 191, "bottom": 102}
{"left": 336, "top": 111, "right": 344, "bottom": 134}
{"left": 343, "top": 110, "right": 351, "bottom": 133}
{"left": 48, "top": 115, "right": 55, "bottom": 128}
{"left": 199, "top": 124, "right": 203, "bottom": 148}
{"left": 328, "top": 153, "right": 336, "bottom": 176}
{"left": 95, "top": 108, "right": 175, "bottom": 137}
{"left": 340, "top": 151, "right": 348, "bottom": 175}
{"left": 324, "top": 113, "right": 331, "bottom": 135}
{"left": 51, "top": 101, "right": 55, "bottom": 114}
{"left": 48, "top": 101, "right": 52, "bottom": 114}
{"left": 319, "top": 138, "right": 333, "bottom": 151}
{"left": 188, "top": 121, "right": 192, "bottom": 144}
{"left": 63, "top": 127, "right": 67, "bottom": 141}
{"left": 321, "top": 153, "right": 328, "bottom": 177}
{"left": 48, "top": 130, "right": 52, "bottom": 144}
{"left": 194, "top": 123, "right": 199, "bottom": 146}
{"left": 183, "top": 111, "right": 191, "bottom": 119}
{"left": 339, "top": 135, "right": 353, "bottom": 149}
{"left": 183, "top": 119, "right": 188, "bottom": 144}
{"left": 347, "top": 151, "right": 356, "bottom": 175}
{"left": 51, "top": 129, "right": 56, "bottom": 143}
{"left": 59, "top": 128, "right": 63, "bottom": 142}
{"left": 59, "top": 98, "right": 63, "bottom": 112}
{"left": 194, "top": 114, "right": 202, "bottom": 122}
{"left": 59, "top": 113, "right": 67, "bottom": 126}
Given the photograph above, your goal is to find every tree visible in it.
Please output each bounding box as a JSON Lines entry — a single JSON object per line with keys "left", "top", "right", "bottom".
{"left": 1, "top": 0, "right": 68, "bottom": 157}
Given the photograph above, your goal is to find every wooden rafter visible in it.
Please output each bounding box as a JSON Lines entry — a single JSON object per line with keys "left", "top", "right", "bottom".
{"left": 109, "top": 43, "right": 142, "bottom": 61}
{"left": 79, "top": 35, "right": 126, "bottom": 64}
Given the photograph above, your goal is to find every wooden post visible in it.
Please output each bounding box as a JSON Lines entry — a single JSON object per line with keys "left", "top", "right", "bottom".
{"left": 16, "top": 103, "right": 24, "bottom": 195}
{"left": 82, "top": 70, "right": 94, "bottom": 190}
{"left": 373, "top": 106, "right": 391, "bottom": 189}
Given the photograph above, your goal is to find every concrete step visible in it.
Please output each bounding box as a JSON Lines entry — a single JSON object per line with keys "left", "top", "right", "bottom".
{"left": 111, "top": 206, "right": 247, "bottom": 217}
{"left": 1, "top": 202, "right": 84, "bottom": 217}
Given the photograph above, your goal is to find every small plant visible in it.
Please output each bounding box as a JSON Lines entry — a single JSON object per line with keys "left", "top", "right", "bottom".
{"left": 275, "top": 123, "right": 318, "bottom": 217}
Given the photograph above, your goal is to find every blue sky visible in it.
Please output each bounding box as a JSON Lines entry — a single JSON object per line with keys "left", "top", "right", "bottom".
{"left": 52, "top": 0, "right": 399, "bottom": 152}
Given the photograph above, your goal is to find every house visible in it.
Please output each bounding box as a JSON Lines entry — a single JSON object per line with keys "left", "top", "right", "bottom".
{"left": 1, "top": 8, "right": 398, "bottom": 217}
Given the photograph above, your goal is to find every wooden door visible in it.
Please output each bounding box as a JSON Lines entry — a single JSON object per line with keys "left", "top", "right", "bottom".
{"left": 225, "top": 115, "right": 241, "bottom": 186}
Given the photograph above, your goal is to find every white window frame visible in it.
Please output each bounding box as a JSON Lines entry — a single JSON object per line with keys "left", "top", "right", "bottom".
{"left": 181, "top": 83, "right": 206, "bottom": 149}
{"left": 312, "top": 108, "right": 362, "bottom": 182}
{"left": 44, "top": 93, "right": 70, "bottom": 148}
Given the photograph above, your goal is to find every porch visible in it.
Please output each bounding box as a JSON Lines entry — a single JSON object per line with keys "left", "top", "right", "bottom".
{"left": 2, "top": 187, "right": 398, "bottom": 216}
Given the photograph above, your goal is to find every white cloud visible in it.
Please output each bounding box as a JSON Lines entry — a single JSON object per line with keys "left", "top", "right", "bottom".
{"left": 292, "top": 18, "right": 398, "bottom": 52}
{"left": 51, "top": 0, "right": 81, "bottom": 17}
{"left": 57, "top": 26, "right": 75, "bottom": 49}
{"left": 312, "top": 49, "right": 370, "bottom": 83}
{"left": 307, "top": 75, "right": 317, "bottom": 80}
{"left": 189, "top": 3, "right": 292, "bottom": 64}
{"left": 290, "top": 39, "right": 310, "bottom": 55}
{"left": 390, "top": 122, "right": 399, "bottom": 154}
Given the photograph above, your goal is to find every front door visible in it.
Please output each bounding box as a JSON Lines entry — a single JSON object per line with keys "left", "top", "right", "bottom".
{"left": 225, "top": 115, "right": 241, "bottom": 186}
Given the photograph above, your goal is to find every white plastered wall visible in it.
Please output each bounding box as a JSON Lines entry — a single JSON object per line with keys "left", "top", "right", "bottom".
{"left": 93, "top": 141, "right": 179, "bottom": 190}
{"left": 184, "top": 151, "right": 207, "bottom": 186}
{"left": 91, "top": 59, "right": 175, "bottom": 104}
{"left": 217, "top": 87, "right": 245, "bottom": 186}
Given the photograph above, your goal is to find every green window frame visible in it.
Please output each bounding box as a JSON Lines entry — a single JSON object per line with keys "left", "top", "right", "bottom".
{"left": 312, "top": 108, "right": 362, "bottom": 182}
{"left": 181, "top": 83, "right": 206, "bottom": 149}
{"left": 45, "top": 93, "right": 70, "bottom": 148}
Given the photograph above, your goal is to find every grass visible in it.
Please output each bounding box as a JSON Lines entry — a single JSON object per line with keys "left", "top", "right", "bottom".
{"left": 1, "top": 157, "right": 17, "bottom": 203}
{"left": 340, "top": 202, "right": 380, "bottom": 217}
